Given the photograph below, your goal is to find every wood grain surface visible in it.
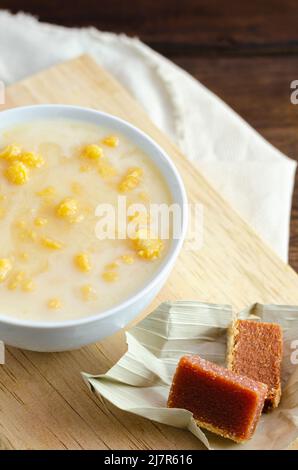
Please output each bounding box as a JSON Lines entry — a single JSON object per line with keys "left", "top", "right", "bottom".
{"left": 3, "top": 1, "right": 298, "bottom": 54}
{"left": 2, "top": 1, "right": 298, "bottom": 271}
{"left": 0, "top": 55, "right": 297, "bottom": 450}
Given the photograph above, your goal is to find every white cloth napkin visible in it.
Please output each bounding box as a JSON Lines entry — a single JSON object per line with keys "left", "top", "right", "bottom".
{"left": 0, "top": 10, "right": 296, "bottom": 262}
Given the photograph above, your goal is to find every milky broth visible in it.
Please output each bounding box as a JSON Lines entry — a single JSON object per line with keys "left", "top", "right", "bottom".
{"left": 0, "top": 119, "right": 172, "bottom": 322}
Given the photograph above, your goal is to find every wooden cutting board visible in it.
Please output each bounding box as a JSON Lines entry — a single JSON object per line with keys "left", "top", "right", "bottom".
{"left": 0, "top": 55, "right": 297, "bottom": 450}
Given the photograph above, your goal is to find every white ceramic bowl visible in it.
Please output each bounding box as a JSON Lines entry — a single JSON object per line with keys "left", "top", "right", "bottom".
{"left": 0, "top": 105, "right": 188, "bottom": 351}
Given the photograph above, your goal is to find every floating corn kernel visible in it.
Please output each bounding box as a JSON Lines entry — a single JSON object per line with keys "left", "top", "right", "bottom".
{"left": 81, "top": 144, "right": 103, "bottom": 161}
{"left": 34, "top": 217, "right": 48, "bottom": 227}
{"left": 16, "top": 222, "right": 37, "bottom": 242}
{"left": 120, "top": 254, "right": 135, "bottom": 265}
{"left": 36, "top": 186, "right": 56, "bottom": 198}
{"left": 0, "top": 144, "right": 22, "bottom": 161}
{"left": 41, "top": 237, "right": 63, "bottom": 250}
{"left": 81, "top": 284, "right": 97, "bottom": 301}
{"left": 128, "top": 211, "right": 148, "bottom": 224}
{"left": 7, "top": 279, "right": 18, "bottom": 290}
{"left": 128, "top": 211, "right": 139, "bottom": 222}
{"left": 5, "top": 161, "right": 29, "bottom": 185}
{"left": 14, "top": 271, "right": 26, "bottom": 282}
{"left": 48, "top": 298, "right": 62, "bottom": 310}
{"left": 24, "top": 229, "right": 37, "bottom": 242}
{"left": 20, "top": 151, "right": 44, "bottom": 168}
{"left": 102, "top": 135, "right": 119, "bottom": 148}
{"left": 118, "top": 167, "right": 143, "bottom": 193}
{"left": 29, "top": 230, "right": 37, "bottom": 241}
{"left": 6, "top": 270, "right": 25, "bottom": 290}
{"left": 7, "top": 280, "right": 18, "bottom": 290}
{"left": 0, "top": 258, "right": 12, "bottom": 282}
{"left": 56, "top": 197, "right": 79, "bottom": 222}
{"left": 22, "top": 279, "right": 35, "bottom": 292}
{"left": 105, "top": 262, "right": 119, "bottom": 270}
{"left": 74, "top": 252, "right": 91, "bottom": 272}
{"left": 131, "top": 230, "right": 164, "bottom": 260}
{"left": 102, "top": 271, "right": 119, "bottom": 282}
{"left": 98, "top": 161, "right": 118, "bottom": 179}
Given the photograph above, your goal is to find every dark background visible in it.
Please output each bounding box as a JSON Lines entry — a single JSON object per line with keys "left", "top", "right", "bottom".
{"left": 1, "top": 0, "right": 298, "bottom": 269}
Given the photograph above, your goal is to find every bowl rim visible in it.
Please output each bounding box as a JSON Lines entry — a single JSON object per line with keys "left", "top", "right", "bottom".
{"left": 0, "top": 104, "right": 188, "bottom": 329}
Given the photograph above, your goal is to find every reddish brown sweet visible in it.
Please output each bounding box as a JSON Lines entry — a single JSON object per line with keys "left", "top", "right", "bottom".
{"left": 227, "top": 319, "right": 283, "bottom": 410}
{"left": 167, "top": 355, "right": 267, "bottom": 443}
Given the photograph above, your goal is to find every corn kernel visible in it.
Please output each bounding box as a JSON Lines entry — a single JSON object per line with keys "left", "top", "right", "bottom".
{"left": 6, "top": 270, "right": 25, "bottom": 290}
{"left": 81, "top": 284, "right": 97, "bottom": 301}
{"left": 26, "top": 230, "right": 37, "bottom": 241}
{"left": 82, "top": 144, "right": 103, "bottom": 161}
{"left": 0, "top": 258, "right": 12, "bottom": 282}
{"left": 102, "top": 271, "right": 119, "bottom": 282}
{"left": 118, "top": 167, "right": 143, "bottom": 193}
{"left": 105, "top": 262, "right": 119, "bottom": 270}
{"left": 15, "top": 271, "right": 25, "bottom": 282}
{"left": 102, "top": 135, "right": 119, "bottom": 148}
{"left": 98, "top": 161, "right": 118, "bottom": 179}
{"left": 7, "top": 279, "right": 18, "bottom": 291}
{"left": 20, "top": 151, "right": 44, "bottom": 168}
{"left": 0, "top": 144, "right": 22, "bottom": 161}
{"left": 16, "top": 222, "right": 37, "bottom": 242}
{"left": 29, "top": 230, "right": 37, "bottom": 241}
{"left": 56, "top": 197, "right": 78, "bottom": 222}
{"left": 74, "top": 252, "right": 91, "bottom": 272}
{"left": 22, "top": 279, "right": 35, "bottom": 292}
{"left": 48, "top": 298, "right": 62, "bottom": 310}
{"left": 34, "top": 217, "right": 48, "bottom": 227}
{"left": 120, "top": 254, "right": 135, "bottom": 265}
{"left": 131, "top": 230, "right": 164, "bottom": 260}
{"left": 36, "top": 186, "right": 56, "bottom": 198}
{"left": 128, "top": 211, "right": 148, "bottom": 224}
{"left": 41, "top": 237, "right": 63, "bottom": 250}
{"left": 5, "top": 161, "right": 29, "bottom": 185}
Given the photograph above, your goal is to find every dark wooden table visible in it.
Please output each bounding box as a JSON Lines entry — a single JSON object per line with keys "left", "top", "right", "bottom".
{"left": 2, "top": 0, "right": 298, "bottom": 269}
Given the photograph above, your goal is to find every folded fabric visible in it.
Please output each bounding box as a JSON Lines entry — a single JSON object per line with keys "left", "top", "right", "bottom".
{"left": 0, "top": 10, "right": 296, "bottom": 261}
